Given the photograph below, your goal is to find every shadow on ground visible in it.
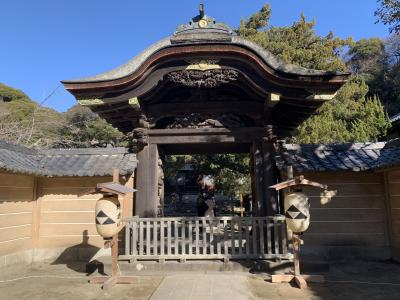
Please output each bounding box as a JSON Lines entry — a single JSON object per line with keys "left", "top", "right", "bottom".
{"left": 51, "top": 230, "right": 105, "bottom": 275}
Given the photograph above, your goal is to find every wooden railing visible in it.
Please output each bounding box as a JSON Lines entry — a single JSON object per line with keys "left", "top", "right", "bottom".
{"left": 120, "top": 216, "right": 291, "bottom": 261}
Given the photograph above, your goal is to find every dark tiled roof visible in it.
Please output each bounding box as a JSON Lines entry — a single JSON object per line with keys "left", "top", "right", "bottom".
{"left": 275, "top": 141, "right": 400, "bottom": 172}
{"left": 0, "top": 141, "right": 137, "bottom": 177}
{"left": 391, "top": 113, "right": 400, "bottom": 123}
{"left": 0, "top": 141, "right": 40, "bottom": 175}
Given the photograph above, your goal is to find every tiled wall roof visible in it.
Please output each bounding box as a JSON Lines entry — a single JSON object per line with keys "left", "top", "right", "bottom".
{"left": 0, "top": 141, "right": 137, "bottom": 177}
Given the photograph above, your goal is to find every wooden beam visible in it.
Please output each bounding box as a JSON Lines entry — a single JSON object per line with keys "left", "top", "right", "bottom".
{"left": 148, "top": 128, "right": 263, "bottom": 144}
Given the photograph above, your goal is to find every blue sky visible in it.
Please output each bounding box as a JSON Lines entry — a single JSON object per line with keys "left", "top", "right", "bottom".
{"left": 0, "top": 0, "right": 389, "bottom": 112}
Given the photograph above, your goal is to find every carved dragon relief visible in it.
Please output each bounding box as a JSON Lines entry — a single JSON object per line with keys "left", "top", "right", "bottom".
{"left": 167, "top": 69, "right": 239, "bottom": 88}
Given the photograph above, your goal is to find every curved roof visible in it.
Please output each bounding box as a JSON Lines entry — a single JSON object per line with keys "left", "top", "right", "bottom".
{"left": 62, "top": 37, "right": 345, "bottom": 85}
{"left": 61, "top": 9, "right": 350, "bottom": 135}
{"left": 62, "top": 10, "right": 348, "bottom": 86}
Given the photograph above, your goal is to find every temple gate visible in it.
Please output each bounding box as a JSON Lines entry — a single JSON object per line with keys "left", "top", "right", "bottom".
{"left": 62, "top": 7, "right": 348, "bottom": 261}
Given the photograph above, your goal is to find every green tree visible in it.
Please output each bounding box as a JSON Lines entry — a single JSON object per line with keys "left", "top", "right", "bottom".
{"left": 57, "top": 104, "right": 124, "bottom": 148}
{"left": 0, "top": 82, "right": 63, "bottom": 147}
{"left": 293, "top": 77, "right": 390, "bottom": 143}
{"left": 237, "top": 4, "right": 352, "bottom": 72}
{"left": 238, "top": 4, "right": 390, "bottom": 143}
{"left": 190, "top": 154, "right": 251, "bottom": 198}
{"left": 347, "top": 35, "right": 400, "bottom": 115}
{"left": 375, "top": 0, "right": 400, "bottom": 33}
{"left": 0, "top": 82, "right": 124, "bottom": 148}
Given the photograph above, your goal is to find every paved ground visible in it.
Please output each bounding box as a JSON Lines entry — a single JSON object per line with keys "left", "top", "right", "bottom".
{"left": 150, "top": 274, "right": 252, "bottom": 300}
{"left": 1, "top": 260, "right": 400, "bottom": 299}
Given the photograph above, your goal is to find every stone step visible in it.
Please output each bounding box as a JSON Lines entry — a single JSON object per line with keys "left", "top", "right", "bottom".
{"left": 89, "top": 257, "right": 296, "bottom": 276}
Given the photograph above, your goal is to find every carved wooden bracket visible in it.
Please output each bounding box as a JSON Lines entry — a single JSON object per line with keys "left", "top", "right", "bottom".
{"left": 128, "top": 128, "right": 149, "bottom": 152}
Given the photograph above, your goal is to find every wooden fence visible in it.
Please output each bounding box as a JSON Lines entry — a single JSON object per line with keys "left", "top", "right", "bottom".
{"left": 120, "top": 216, "right": 291, "bottom": 261}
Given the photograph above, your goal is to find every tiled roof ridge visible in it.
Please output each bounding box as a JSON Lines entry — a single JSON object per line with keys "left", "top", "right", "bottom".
{"left": 0, "top": 140, "right": 137, "bottom": 176}
{"left": 283, "top": 142, "right": 387, "bottom": 152}
{"left": 0, "top": 140, "right": 39, "bottom": 155}
{"left": 40, "top": 147, "right": 131, "bottom": 156}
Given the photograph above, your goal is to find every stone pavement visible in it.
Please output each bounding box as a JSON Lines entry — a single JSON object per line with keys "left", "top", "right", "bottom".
{"left": 2, "top": 261, "right": 400, "bottom": 299}
{"left": 150, "top": 274, "right": 253, "bottom": 300}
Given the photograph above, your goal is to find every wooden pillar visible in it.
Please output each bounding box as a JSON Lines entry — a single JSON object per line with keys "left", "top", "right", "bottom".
{"left": 148, "top": 144, "right": 159, "bottom": 216}
{"left": 262, "top": 140, "right": 279, "bottom": 216}
{"left": 135, "top": 145, "right": 148, "bottom": 216}
{"left": 135, "top": 144, "right": 159, "bottom": 217}
{"left": 252, "top": 141, "right": 264, "bottom": 216}
{"left": 123, "top": 175, "right": 135, "bottom": 219}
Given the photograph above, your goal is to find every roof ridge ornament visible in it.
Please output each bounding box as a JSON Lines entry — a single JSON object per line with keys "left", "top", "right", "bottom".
{"left": 199, "top": 3, "right": 205, "bottom": 19}
{"left": 171, "top": 3, "right": 233, "bottom": 43}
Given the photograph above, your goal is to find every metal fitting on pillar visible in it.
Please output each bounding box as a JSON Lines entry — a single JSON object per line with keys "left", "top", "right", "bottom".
{"left": 263, "top": 125, "right": 278, "bottom": 143}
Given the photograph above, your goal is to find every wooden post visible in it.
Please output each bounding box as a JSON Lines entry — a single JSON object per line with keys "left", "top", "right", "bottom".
{"left": 111, "top": 235, "right": 119, "bottom": 277}
{"left": 262, "top": 140, "right": 278, "bottom": 216}
{"left": 252, "top": 142, "right": 264, "bottom": 216}
{"left": 89, "top": 168, "right": 138, "bottom": 290}
{"left": 270, "top": 166, "right": 325, "bottom": 289}
{"left": 135, "top": 144, "right": 159, "bottom": 217}
{"left": 113, "top": 169, "right": 119, "bottom": 183}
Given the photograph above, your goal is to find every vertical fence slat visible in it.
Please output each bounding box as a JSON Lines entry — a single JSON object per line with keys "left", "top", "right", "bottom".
{"left": 132, "top": 220, "right": 137, "bottom": 256}
{"left": 174, "top": 220, "right": 179, "bottom": 255}
{"left": 273, "top": 218, "right": 279, "bottom": 254}
{"left": 202, "top": 219, "right": 207, "bottom": 255}
{"left": 139, "top": 221, "right": 144, "bottom": 255}
{"left": 195, "top": 219, "right": 199, "bottom": 256}
{"left": 217, "top": 219, "right": 221, "bottom": 255}
{"left": 238, "top": 218, "right": 242, "bottom": 255}
{"left": 252, "top": 219, "right": 257, "bottom": 256}
{"left": 146, "top": 221, "right": 151, "bottom": 255}
{"left": 280, "top": 219, "right": 287, "bottom": 255}
{"left": 153, "top": 220, "right": 158, "bottom": 256}
{"left": 245, "top": 219, "right": 250, "bottom": 256}
{"left": 259, "top": 219, "right": 265, "bottom": 255}
{"left": 181, "top": 219, "right": 186, "bottom": 255}
{"left": 210, "top": 218, "right": 214, "bottom": 255}
{"left": 231, "top": 219, "right": 236, "bottom": 255}
{"left": 125, "top": 222, "right": 130, "bottom": 255}
{"left": 267, "top": 220, "right": 272, "bottom": 254}
{"left": 223, "top": 219, "right": 228, "bottom": 255}
{"left": 160, "top": 220, "right": 164, "bottom": 256}
{"left": 167, "top": 220, "right": 172, "bottom": 255}
{"left": 189, "top": 220, "right": 193, "bottom": 255}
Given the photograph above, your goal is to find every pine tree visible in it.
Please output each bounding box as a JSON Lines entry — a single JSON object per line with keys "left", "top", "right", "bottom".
{"left": 238, "top": 4, "right": 391, "bottom": 143}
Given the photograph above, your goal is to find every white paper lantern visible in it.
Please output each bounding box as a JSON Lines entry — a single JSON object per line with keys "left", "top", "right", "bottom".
{"left": 284, "top": 192, "right": 310, "bottom": 233}
{"left": 95, "top": 195, "right": 122, "bottom": 239}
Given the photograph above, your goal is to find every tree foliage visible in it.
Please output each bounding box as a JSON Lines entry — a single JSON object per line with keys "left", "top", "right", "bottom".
{"left": 56, "top": 105, "right": 124, "bottom": 148}
{"left": 164, "top": 154, "right": 251, "bottom": 198}
{"left": 238, "top": 4, "right": 391, "bottom": 143}
{"left": 293, "top": 77, "right": 390, "bottom": 143}
{"left": 0, "top": 83, "right": 63, "bottom": 147}
{"left": 237, "top": 4, "right": 353, "bottom": 72}
{"left": 347, "top": 35, "right": 400, "bottom": 115}
{"left": 375, "top": 0, "right": 400, "bottom": 33}
{"left": 0, "top": 82, "right": 124, "bottom": 148}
